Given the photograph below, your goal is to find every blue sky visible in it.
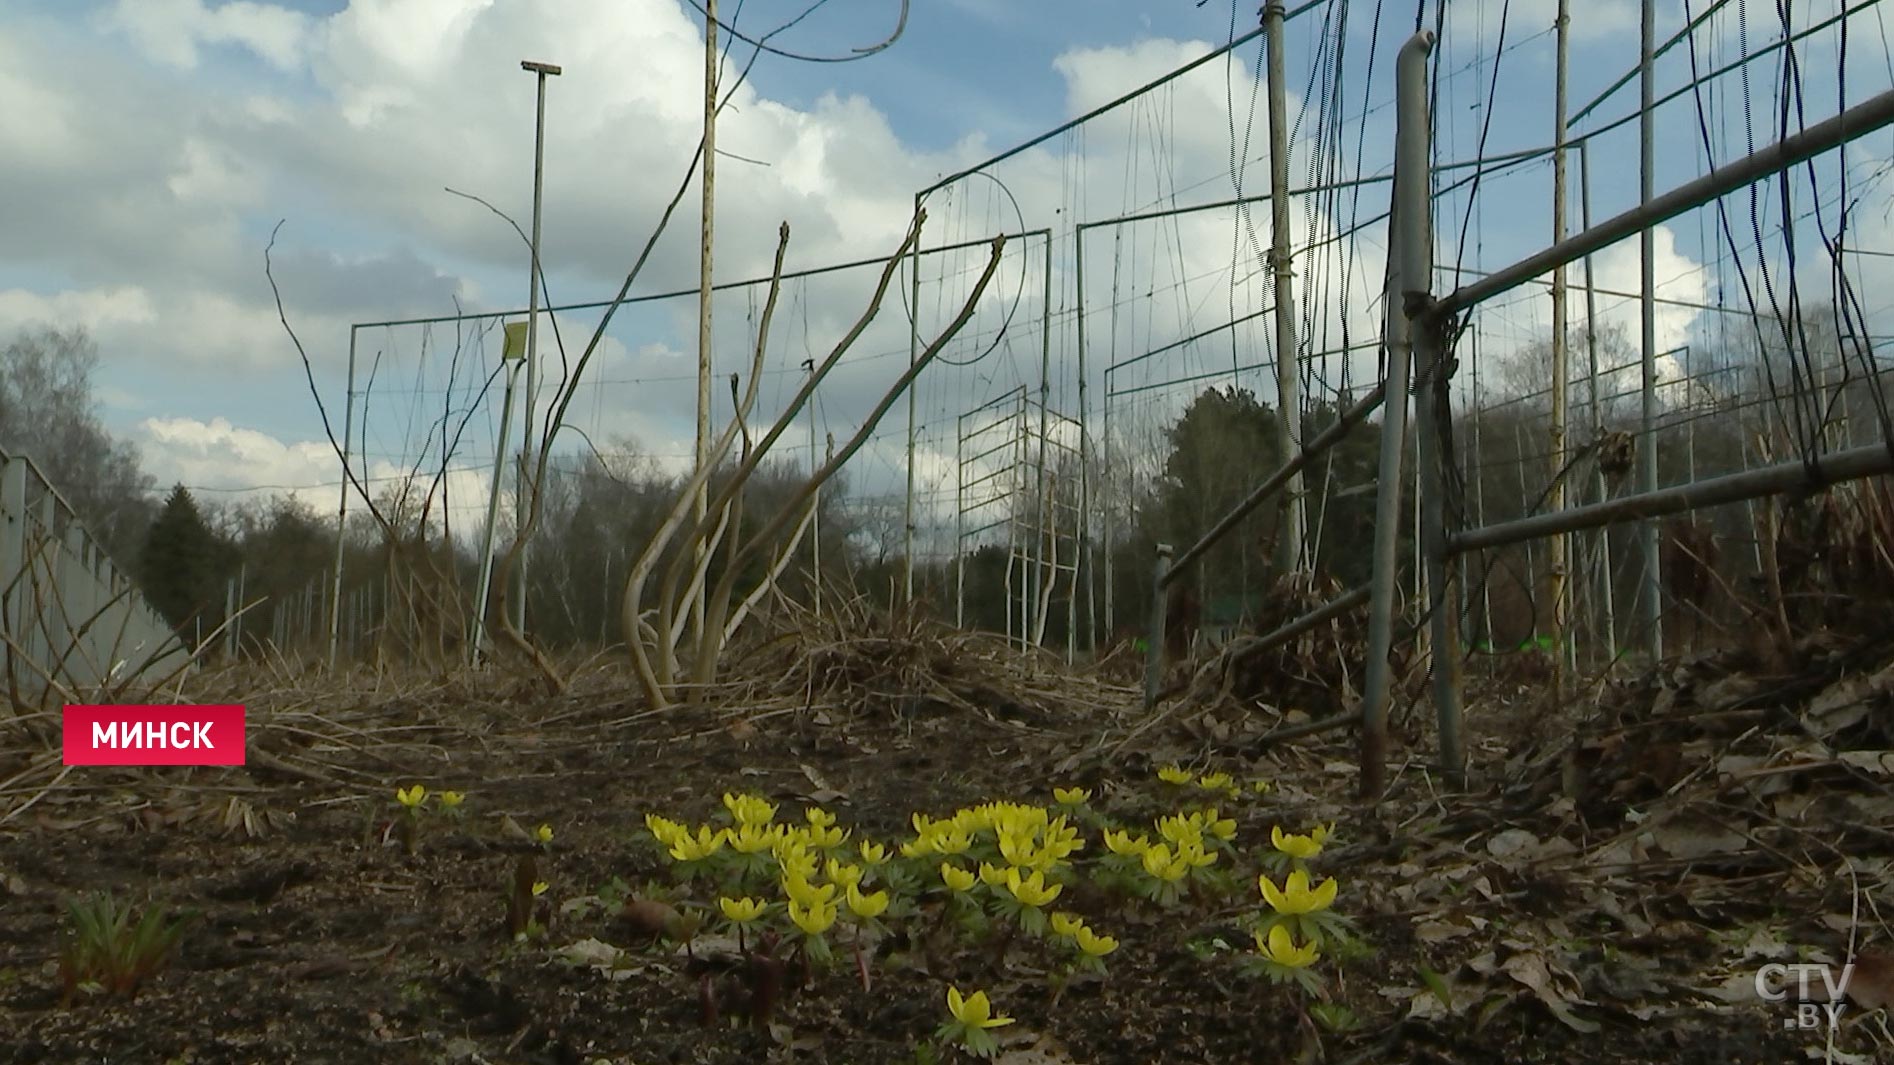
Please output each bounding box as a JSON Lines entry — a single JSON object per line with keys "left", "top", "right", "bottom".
{"left": 1, "top": 0, "right": 1888, "bottom": 544}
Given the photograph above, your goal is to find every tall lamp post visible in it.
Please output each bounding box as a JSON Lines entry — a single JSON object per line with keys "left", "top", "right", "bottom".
{"left": 515, "top": 59, "right": 561, "bottom": 635}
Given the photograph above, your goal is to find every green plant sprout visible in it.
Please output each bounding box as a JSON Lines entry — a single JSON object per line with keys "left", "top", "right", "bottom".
{"left": 57, "top": 893, "right": 190, "bottom": 1005}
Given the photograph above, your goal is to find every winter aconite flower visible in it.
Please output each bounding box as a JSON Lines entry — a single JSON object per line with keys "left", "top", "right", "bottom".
{"left": 858, "top": 841, "right": 888, "bottom": 865}
{"left": 1103, "top": 829, "right": 1150, "bottom": 856}
{"left": 845, "top": 884, "right": 889, "bottom": 920}
{"left": 940, "top": 863, "right": 977, "bottom": 893}
{"left": 1255, "top": 924, "right": 1320, "bottom": 968}
{"left": 947, "top": 986, "right": 1013, "bottom": 1029}
{"left": 396, "top": 785, "right": 427, "bottom": 808}
{"left": 719, "top": 897, "right": 766, "bottom": 924}
{"left": 668, "top": 825, "right": 726, "bottom": 862}
{"left": 1157, "top": 764, "right": 1194, "bottom": 785}
{"left": 1052, "top": 786, "right": 1091, "bottom": 806}
{"left": 437, "top": 791, "right": 465, "bottom": 810}
{"left": 788, "top": 898, "right": 837, "bottom": 936}
{"left": 1271, "top": 824, "right": 1331, "bottom": 860}
{"left": 1049, "top": 911, "right": 1084, "bottom": 937}
{"left": 1004, "top": 867, "right": 1063, "bottom": 908}
{"left": 1073, "top": 926, "right": 1119, "bottom": 957}
{"left": 533, "top": 823, "right": 554, "bottom": 846}
{"left": 531, "top": 881, "right": 549, "bottom": 897}
{"left": 1259, "top": 869, "right": 1339, "bottom": 915}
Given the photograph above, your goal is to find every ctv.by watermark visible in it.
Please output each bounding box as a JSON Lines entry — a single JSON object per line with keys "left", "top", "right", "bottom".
{"left": 1754, "top": 962, "right": 1854, "bottom": 1030}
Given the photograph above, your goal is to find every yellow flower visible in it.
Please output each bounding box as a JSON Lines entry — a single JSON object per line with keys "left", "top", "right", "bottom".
{"left": 1156, "top": 764, "right": 1193, "bottom": 785}
{"left": 722, "top": 792, "right": 777, "bottom": 827}
{"left": 859, "top": 840, "right": 888, "bottom": 865}
{"left": 1052, "top": 786, "right": 1091, "bottom": 806}
{"left": 928, "top": 827, "right": 973, "bottom": 856}
{"left": 395, "top": 784, "right": 427, "bottom": 808}
{"left": 1139, "top": 844, "right": 1188, "bottom": 883}
{"left": 531, "top": 881, "right": 549, "bottom": 897}
{"left": 978, "top": 862, "right": 1010, "bottom": 888}
{"left": 729, "top": 822, "right": 781, "bottom": 855}
{"left": 1259, "top": 869, "right": 1339, "bottom": 915}
{"left": 1004, "top": 867, "right": 1063, "bottom": 908}
{"left": 1255, "top": 924, "right": 1321, "bottom": 968}
{"left": 667, "top": 825, "right": 726, "bottom": 862}
{"left": 1174, "top": 838, "right": 1218, "bottom": 869}
{"left": 1250, "top": 778, "right": 1273, "bottom": 795}
{"left": 787, "top": 898, "right": 837, "bottom": 936}
{"left": 946, "top": 987, "right": 1014, "bottom": 1030}
{"left": 1074, "top": 926, "right": 1118, "bottom": 957}
{"left": 805, "top": 808, "right": 836, "bottom": 828}
{"left": 1103, "top": 829, "right": 1149, "bottom": 856}
{"left": 845, "top": 884, "right": 889, "bottom": 919}
{"left": 1049, "top": 911, "right": 1084, "bottom": 937}
{"left": 997, "top": 830, "right": 1040, "bottom": 868}
{"left": 1197, "top": 771, "right": 1234, "bottom": 793}
{"left": 826, "top": 859, "right": 864, "bottom": 892}
{"left": 1270, "top": 824, "right": 1327, "bottom": 860}
{"left": 719, "top": 896, "right": 767, "bottom": 924}
{"left": 437, "top": 791, "right": 465, "bottom": 810}
{"left": 783, "top": 875, "right": 837, "bottom": 909}
{"left": 940, "top": 862, "right": 976, "bottom": 893}
{"left": 1204, "top": 811, "right": 1237, "bottom": 841}
{"left": 775, "top": 840, "right": 818, "bottom": 881}
{"left": 645, "top": 813, "right": 685, "bottom": 846}
{"left": 900, "top": 835, "right": 937, "bottom": 859}
{"left": 533, "top": 823, "right": 553, "bottom": 845}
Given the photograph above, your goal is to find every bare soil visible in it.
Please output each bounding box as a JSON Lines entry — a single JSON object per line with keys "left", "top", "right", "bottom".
{"left": 0, "top": 625, "right": 1886, "bottom": 1065}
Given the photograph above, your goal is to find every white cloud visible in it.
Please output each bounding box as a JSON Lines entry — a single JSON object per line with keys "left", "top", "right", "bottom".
{"left": 104, "top": 0, "right": 312, "bottom": 71}
{"left": 0, "top": 286, "right": 158, "bottom": 335}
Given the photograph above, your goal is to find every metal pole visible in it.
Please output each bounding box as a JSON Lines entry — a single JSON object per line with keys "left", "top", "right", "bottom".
{"left": 904, "top": 194, "right": 922, "bottom": 605}
{"left": 1076, "top": 228, "right": 1094, "bottom": 654}
{"left": 1142, "top": 543, "right": 1173, "bottom": 709}
{"left": 1451, "top": 442, "right": 1894, "bottom": 552}
{"left": 1415, "top": 305, "right": 1465, "bottom": 789}
{"left": 471, "top": 357, "right": 524, "bottom": 666}
{"left": 1577, "top": 140, "right": 1616, "bottom": 661}
{"left": 1033, "top": 235, "right": 1053, "bottom": 647}
{"left": 809, "top": 364, "right": 822, "bottom": 614}
{"left": 1548, "top": 0, "right": 1571, "bottom": 696}
{"left": 1263, "top": 0, "right": 1306, "bottom": 575}
{"left": 1637, "top": 0, "right": 1663, "bottom": 662}
{"left": 518, "top": 60, "right": 560, "bottom": 637}
{"left": 326, "top": 327, "right": 357, "bottom": 671}
{"left": 955, "top": 412, "right": 966, "bottom": 628}
{"left": 1433, "top": 89, "right": 1894, "bottom": 319}
{"left": 1360, "top": 29, "right": 1432, "bottom": 798}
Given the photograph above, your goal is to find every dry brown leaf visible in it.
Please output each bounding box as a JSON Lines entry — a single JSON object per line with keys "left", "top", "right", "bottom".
{"left": 1502, "top": 951, "right": 1600, "bottom": 1033}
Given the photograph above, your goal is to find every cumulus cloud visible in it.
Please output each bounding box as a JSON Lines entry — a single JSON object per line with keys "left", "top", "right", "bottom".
{"left": 103, "top": 0, "right": 312, "bottom": 71}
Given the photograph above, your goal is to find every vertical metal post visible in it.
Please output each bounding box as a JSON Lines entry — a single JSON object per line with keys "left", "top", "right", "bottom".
{"left": 1637, "top": 0, "right": 1665, "bottom": 660}
{"left": 1359, "top": 29, "right": 1432, "bottom": 797}
{"left": 1075, "top": 230, "right": 1094, "bottom": 655}
{"left": 1548, "top": 0, "right": 1571, "bottom": 696}
{"left": 1142, "top": 544, "right": 1173, "bottom": 709}
{"left": 810, "top": 367, "right": 822, "bottom": 615}
{"left": 1033, "top": 234, "right": 1053, "bottom": 647}
{"left": 1416, "top": 313, "right": 1465, "bottom": 787}
{"left": 1263, "top": 0, "right": 1306, "bottom": 574}
{"left": 955, "top": 414, "right": 966, "bottom": 628}
{"left": 903, "top": 194, "right": 923, "bottom": 605}
{"left": 326, "top": 327, "right": 357, "bottom": 671}
{"left": 1577, "top": 140, "right": 1616, "bottom": 661}
{"left": 471, "top": 355, "right": 525, "bottom": 665}
{"left": 518, "top": 60, "right": 560, "bottom": 638}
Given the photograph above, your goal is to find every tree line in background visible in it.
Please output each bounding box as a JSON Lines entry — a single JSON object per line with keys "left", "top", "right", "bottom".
{"left": 2, "top": 306, "right": 1885, "bottom": 666}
